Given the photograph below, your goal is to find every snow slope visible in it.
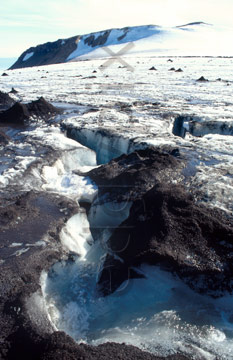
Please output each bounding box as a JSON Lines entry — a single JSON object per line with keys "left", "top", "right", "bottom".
{"left": 73, "top": 23, "right": 233, "bottom": 60}
{"left": 67, "top": 25, "right": 162, "bottom": 61}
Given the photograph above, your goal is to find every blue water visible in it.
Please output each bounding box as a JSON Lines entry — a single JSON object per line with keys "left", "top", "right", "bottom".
{"left": 43, "top": 252, "right": 233, "bottom": 359}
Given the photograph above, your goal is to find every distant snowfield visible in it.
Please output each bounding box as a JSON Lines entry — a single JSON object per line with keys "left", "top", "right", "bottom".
{"left": 68, "top": 23, "right": 233, "bottom": 61}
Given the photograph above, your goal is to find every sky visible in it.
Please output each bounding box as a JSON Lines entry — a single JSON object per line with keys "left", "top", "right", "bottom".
{"left": 0, "top": 0, "right": 233, "bottom": 58}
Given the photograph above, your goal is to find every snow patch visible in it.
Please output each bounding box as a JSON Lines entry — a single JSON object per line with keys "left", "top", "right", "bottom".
{"left": 12, "top": 248, "right": 30, "bottom": 256}
{"left": 9, "top": 242, "right": 23, "bottom": 248}
{"left": 23, "top": 52, "right": 34, "bottom": 62}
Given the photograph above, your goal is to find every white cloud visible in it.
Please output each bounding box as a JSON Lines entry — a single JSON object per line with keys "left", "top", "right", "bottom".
{"left": 63, "top": 0, "right": 233, "bottom": 29}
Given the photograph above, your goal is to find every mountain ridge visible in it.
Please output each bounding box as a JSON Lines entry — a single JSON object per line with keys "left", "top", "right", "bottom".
{"left": 9, "top": 22, "right": 232, "bottom": 70}
{"left": 9, "top": 24, "right": 161, "bottom": 70}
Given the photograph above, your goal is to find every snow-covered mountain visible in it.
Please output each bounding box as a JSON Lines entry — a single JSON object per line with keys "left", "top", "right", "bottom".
{"left": 10, "top": 22, "right": 233, "bottom": 70}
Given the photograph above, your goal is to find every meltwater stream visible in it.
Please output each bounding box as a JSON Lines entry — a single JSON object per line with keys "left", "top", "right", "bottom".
{"left": 42, "top": 245, "right": 233, "bottom": 359}
{"left": 39, "top": 133, "right": 233, "bottom": 360}
{"left": 41, "top": 201, "right": 233, "bottom": 359}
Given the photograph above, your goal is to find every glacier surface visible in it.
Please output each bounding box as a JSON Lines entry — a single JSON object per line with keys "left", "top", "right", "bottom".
{"left": 1, "top": 52, "right": 233, "bottom": 359}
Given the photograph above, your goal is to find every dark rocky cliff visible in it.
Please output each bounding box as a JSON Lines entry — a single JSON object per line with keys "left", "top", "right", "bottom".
{"left": 9, "top": 36, "right": 78, "bottom": 70}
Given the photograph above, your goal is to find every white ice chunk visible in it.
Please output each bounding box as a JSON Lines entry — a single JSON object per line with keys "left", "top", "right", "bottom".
{"left": 60, "top": 212, "right": 93, "bottom": 257}
{"left": 41, "top": 148, "right": 97, "bottom": 201}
